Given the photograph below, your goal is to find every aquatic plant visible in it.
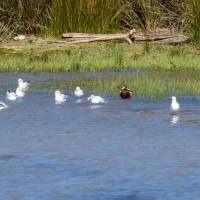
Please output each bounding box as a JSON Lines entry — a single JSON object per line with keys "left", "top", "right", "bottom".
{"left": 30, "top": 71, "right": 200, "bottom": 99}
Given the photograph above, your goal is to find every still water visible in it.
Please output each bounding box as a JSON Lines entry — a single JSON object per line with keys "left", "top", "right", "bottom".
{"left": 0, "top": 73, "right": 200, "bottom": 200}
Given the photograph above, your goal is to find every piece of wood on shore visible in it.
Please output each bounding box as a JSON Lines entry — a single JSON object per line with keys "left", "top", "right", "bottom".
{"left": 62, "top": 30, "right": 136, "bottom": 44}
{"left": 62, "top": 30, "right": 189, "bottom": 45}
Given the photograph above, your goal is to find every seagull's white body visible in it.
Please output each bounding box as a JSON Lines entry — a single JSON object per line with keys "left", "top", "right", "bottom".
{"left": 74, "top": 87, "right": 84, "bottom": 98}
{"left": 170, "top": 96, "right": 180, "bottom": 114}
{"left": 55, "top": 90, "right": 67, "bottom": 102}
{"left": 18, "top": 79, "right": 30, "bottom": 90}
{"left": 16, "top": 87, "right": 25, "bottom": 97}
{"left": 6, "top": 91, "right": 17, "bottom": 100}
{"left": 0, "top": 102, "right": 8, "bottom": 110}
{"left": 88, "top": 95, "right": 106, "bottom": 104}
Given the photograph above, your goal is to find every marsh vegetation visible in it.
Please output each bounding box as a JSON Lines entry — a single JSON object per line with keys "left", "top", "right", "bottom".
{"left": 28, "top": 71, "right": 200, "bottom": 99}
{"left": 1, "top": 1, "right": 200, "bottom": 98}
{"left": 1, "top": 0, "right": 200, "bottom": 43}
{"left": 0, "top": 42, "right": 200, "bottom": 73}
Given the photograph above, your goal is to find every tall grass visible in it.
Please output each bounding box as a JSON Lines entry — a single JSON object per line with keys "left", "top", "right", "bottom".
{"left": 0, "top": 0, "right": 51, "bottom": 37}
{"left": 0, "top": 0, "right": 121, "bottom": 37}
{"left": 121, "top": 0, "right": 200, "bottom": 43}
{"left": 187, "top": 0, "right": 200, "bottom": 44}
{"left": 121, "top": 0, "right": 162, "bottom": 31}
{"left": 1, "top": 0, "right": 200, "bottom": 43}
{"left": 48, "top": 0, "right": 122, "bottom": 37}
{"left": 121, "top": 0, "right": 191, "bottom": 32}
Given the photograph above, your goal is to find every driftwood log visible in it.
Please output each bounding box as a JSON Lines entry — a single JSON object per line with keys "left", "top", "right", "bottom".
{"left": 62, "top": 31, "right": 135, "bottom": 44}
{"left": 28, "top": 29, "right": 189, "bottom": 46}
{"left": 62, "top": 29, "right": 189, "bottom": 45}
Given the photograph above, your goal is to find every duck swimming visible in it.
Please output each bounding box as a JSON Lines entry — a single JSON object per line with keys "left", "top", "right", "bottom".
{"left": 88, "top": 95, "right": 106, "bottom": 104}
{"left": 120, "top": 85, "right": 132, "bottom": 99}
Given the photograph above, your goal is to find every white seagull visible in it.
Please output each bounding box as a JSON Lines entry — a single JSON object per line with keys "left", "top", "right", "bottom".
{"left": 18, "top": 78, "right": 30, "bottom": 90}
{"left": 16, "top": 87, "right": 25, "bottom": 97}
{"left": 74, "top": 87, "right": 84, "bottom": 98}
{"left": 55, "top": 90, "right": 67, "bottom": 102}
{"left": 170, "top": 96, "right": 180, "bottom": 115}
{"left": 6, "top": 91, "right": 17, "bottom": 100}
{"left": 0, "top": 102, "right": 8, "bottom": 110}
{"left": 88, "top": 95, "right": 106, "bottom": 104}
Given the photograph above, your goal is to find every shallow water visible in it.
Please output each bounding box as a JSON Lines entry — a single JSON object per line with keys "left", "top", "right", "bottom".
{"left": 0, "top": 73, "right": 200, "bottom": 200}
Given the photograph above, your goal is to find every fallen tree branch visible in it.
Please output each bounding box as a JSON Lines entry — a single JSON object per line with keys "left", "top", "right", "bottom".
{"left": 62, "top": 29, "right": 136, "bottom": 44}
{"left": 27, "top": 29, "right": 189, "bottom": 46}
{"left": 62, "top": 29, "right": 189, "bottom": 44}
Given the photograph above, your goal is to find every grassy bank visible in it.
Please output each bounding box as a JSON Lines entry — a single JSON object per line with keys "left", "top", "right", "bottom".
{"left": 0, "top": 41, "right": 200, "bottom": 73}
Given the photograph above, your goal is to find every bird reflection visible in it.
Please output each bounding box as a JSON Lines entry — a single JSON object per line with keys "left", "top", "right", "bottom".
{"left": 55, "top": 101, "right": 65, "bottom": 105}
{"left": 75, "top": 99, "right": 83, "bottom": 103}
{"left": 171, "top": 115, "right": 179, "bottom": 124}
{"left": 90, "top": 105, "right": 101, "bottom": 109}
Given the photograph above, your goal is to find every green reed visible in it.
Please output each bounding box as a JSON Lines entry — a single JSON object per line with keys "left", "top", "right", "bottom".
{"left": 91, "top": 72, "right": 200, "bottom": 98}
{"left": 1, "top": 0, "right": 200, "bottom": 44}
{"left": 120, "top": 0, "right": 200, "bottom": 44}
{"left": 29, "top": 71, "right": 200, "bottom": 99}
{"left": 0, "top": 0, "right": 121, "bottom": 37}
{"left": 188, "top": 0, "right": 200, "bottom": 44}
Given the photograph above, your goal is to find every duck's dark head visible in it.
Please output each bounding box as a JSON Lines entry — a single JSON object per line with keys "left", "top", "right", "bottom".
{"left": 121, "top": 85, "right": 128, "bottom": 90}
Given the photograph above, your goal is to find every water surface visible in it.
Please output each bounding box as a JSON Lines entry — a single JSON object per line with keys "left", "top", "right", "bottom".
{"left": 0, "top": 73, "right": 200, "bottom": 200}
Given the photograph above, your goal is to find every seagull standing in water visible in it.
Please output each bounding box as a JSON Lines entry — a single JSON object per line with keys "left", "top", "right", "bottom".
{"left": 88, "top": 95, "right": 106, "bottom": 104}
{"left": 74, "top": 87, "right": 84, "bottom": 98}
{"left": 170, "top": 96, "right": 180, "bottom": 115}
{"left": 0, "top": 102, "right": 8, "bottom": 110}
{"left": 55, "top": 90, "right": 67, "bottom": 102}
{"left": 6, "top": 91, "right": 18, "bottom": 100}
{"left": 18, "top": 78, "right": 30, "bottom": 91}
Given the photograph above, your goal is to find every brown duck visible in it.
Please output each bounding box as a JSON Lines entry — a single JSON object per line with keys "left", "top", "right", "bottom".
{"left": 120, "top": 85, "right": 132, "bottom": 99}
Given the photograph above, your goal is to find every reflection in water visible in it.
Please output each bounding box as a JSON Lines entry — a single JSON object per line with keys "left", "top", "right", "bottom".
{"left": 75, "top": 99, "right": 83, "bottom": 103}
{"left": 171, "top": 115, "right": 179, "bottom": 124}
{"left": 0, "top": 102, "right": 8, "bottom": 111}
{"left": 90, "top": 104, "right": 102, "bottom": 109}
{"left": 55, "top": 101, "right": 65, "bottom": 105}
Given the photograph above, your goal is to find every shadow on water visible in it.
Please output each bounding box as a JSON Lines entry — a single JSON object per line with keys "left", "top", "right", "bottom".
{"left": 0, "top": 72, "right": 200, "bottom": 200}
{"left": 0, "top": 155, "right": 17, "bottom": 160}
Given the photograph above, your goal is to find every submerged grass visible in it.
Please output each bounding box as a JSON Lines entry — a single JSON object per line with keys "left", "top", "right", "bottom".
{"left": 30, "top": 71, "right": 200, "bottom": 99}
{"left": 0, "top": 42, "right": 200, "bottom": 73}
